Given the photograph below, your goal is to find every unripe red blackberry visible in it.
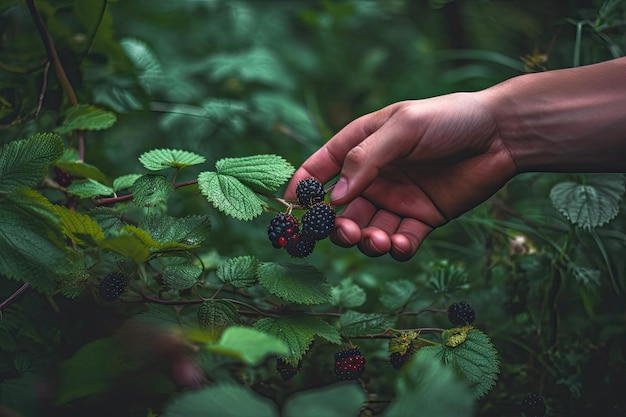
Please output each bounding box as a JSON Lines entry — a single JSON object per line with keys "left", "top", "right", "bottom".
{"left": 276, "top": 358, "right": 301, "bottom": 381}
{"left": 267, "top": 213, "right": 299, "bottom": 249}
{"left": 521, "top": 393, "right": 546, "bottom": 417}
{"left": 334, "top": 348, "right": 366, "bottom": 381}
{"left": 295, "top": 178, "right": 325, "bottom": 209}
{"left": 285, "top": 233, "right": 316, "bottom": 258}
{"left": 301, "top": 203, "right": 335, "bottom": 241}
{"left": 98, "top": 272, "right": 127, "bottom": 302}
{"left": 447, "top": 300, "right": 475, "bottom": 327}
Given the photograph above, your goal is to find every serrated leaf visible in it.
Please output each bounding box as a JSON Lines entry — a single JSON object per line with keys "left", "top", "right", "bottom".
{"left": 55, "top": 104, "right": 117, "bottom": 134}
{"left": 53, "top": 205, "right": 105, "bottom": 246}
{"left": 339, "top": 310, "right": 396, "bottom": 337}
{"left": 197, "top": 300, "right": 240, "bottom": 340}
{"left": 89, "top": 207, "right": 125, "bottom": 235}
{"left": 379, "top": 279, "right": 416, "bottom": 310}
{"left": 132, "top": 174, "right": 172, "bottom": 207}
{"left": 67, "top": 179, "right": 114, "bottom": 198}
{"left": 550, "top": 174, "right": 625, "bottom": 230}
{"left": 140, "top": 214, "right": 211, "bottom": 247}
{"left": 163, "top": 264, "right": 203, "bottom": 291}
{"left": 0, "top": 133, "right": 64, "bottom": 193}
{"left": 120, "top": 38, "right": 165, "bottom": 94}
{"left": 330, "top": 278, "right": 366, "bottom": 308}
{"left": 216, "top": 155, "right": 295, "bottom": 192}
{"left": 384, "top": 350, "right": 475, "bottom": 417}
{"left": 254, "top": 314, "right": 341, "bottom": 362}
{"left": 198, "top": 171, "right": 265, "bottom": 221}
{"left": 139, "top": 148, "right": 206, "bottom": 171}
{"left": 203, "top": 326, "right": 289, "bottom": 365}
{"left": 216, "top": 255, "right": 259, "bottom": 288}
{"left": 55, "top": 161, "right": 108, "bottom": 184}
{"left": 283, "top": 383, "right": 366, "bottom": 417}
{"left": 162, "top": 385, "right": 278, "bottom": 417}
{"left": 113, "top": 174, "right": 142, "bottom": 192}
{"left": 257, "top": 262, "right": 331, "bottom": 305}
{"left": 98, "top": 233, "right": 152, "bottom": 263}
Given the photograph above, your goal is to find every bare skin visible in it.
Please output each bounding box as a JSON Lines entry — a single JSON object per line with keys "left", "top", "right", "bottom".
{"left": 285, "top": 57, "right": 626, "bottom": 261}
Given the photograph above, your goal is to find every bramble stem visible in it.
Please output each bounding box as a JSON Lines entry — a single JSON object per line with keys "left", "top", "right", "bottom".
{"left": 0, "top": 283, "right": 31, "bottom": 312}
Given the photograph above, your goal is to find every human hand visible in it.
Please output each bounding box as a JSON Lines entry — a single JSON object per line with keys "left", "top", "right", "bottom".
{"left": 285, "top": 92, "right": 517, "bottom": 261}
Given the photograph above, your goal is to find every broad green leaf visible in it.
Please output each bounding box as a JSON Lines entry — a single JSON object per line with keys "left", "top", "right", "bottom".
{"left": 139, "top": 148, "right": 206, "bottom": 171}
{"left": 198, "top": 171, "right": 265, "bottom": 220}
{"left": 55, "top": 104, "right": 117, "bottom": 134}
{"left": 204, "top": 326, "right": 289, "bottom": 365}
{"left": 113, "top": 174, "right": 142, "bottom": 192}
{"left": 120, "top": 38, "right": 165, "bottom": 94}
{"left": 0, "top": 188, "right": 73, "bottom": 292}
{"left": 0, "top": 133, "right": 64, "bottom": 193}
{"left": 254, "top": 315, "right": 341, "bottom": 362}
{"left": 197, "top": 300, "right": 240, "bottom": 340}
{"left": 384, "top": 350, "right": 475, "bottom": 417}
{"left": 330, "top": 277, "right": 367, "bottom": 308}
{"left": 132, "top": 174, "right": 172, "bottom": 207}
{"left": 55, "top": 161, "right": 108, "bottom": 184}
{"left": 89, "top": 207, "right": 125, "bottom": 235}
{"left": 550, "top": 174, "right": 625, "bottom": 230}
{"left": 140, "top": 214, "right": 211, "bottom": 247}
{"left": 283, "top": 383, "right": 366, "bottom": 417}
{"left": 53, "top": 205, "right": 105, "bottom": 246}
{"left": 379, "top": 280, "right": 416, "bottom": 310}
{"left": 257, "top": 262, "right": 332, "bottom": 305}
{"left": 67, "top": 179, "right": 114, "bottom": 198}
{"left": 216, "top": 155, "right": 295, "bottom": 192}
{"left": 163, "top": 263, "right": 203, "bottom": 291}
{"left": 98, "top": 233, "right": 152, "bottom": 263}
{"left": 216, "top": 255, "right": 259, "bottom": 288}
{"left": 339, "top": 310, "right": 396, "bottom": 337}
{"left": 162, "top": 385, "right": 278, "bottom": 417}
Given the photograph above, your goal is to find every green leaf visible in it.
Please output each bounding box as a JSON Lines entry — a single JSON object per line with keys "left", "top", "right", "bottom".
{"left": 330, "top": 277, "right": 367, "bottom": 308}
{"left": 139, "top": 148, "right": 206, "bottom": 171}
{"left": 67, "top": 179, "right": 114, "bottom": 198}
{"left": 113, "top": 174, "right": 142, "bottom": 192}
{"left": 198, "top": 171, "right": 265, "bottom": 220}
{"left": 383, "top": 350, "right": 475, "bottom": 417}
{"left": 550, "top": 174, "right": 625, "bottom": 230}
{"left": 196, "top": 300, "right": 240, "bottom": 341}
{"left": 55, "top": 104, "right": 117, "bottom": 134}
{"left": 140, "top": 214, "right": 211, "bottom": 247}
{"left": 163, "top": 263, "right": 203, "bottom": 291}
{"left": 0, "top": 133, "right": 64, "bottom": 193}
{"left": 132, "top": 174, "right": 173, "bottom": 207}
{"left": 254, "top": 314, "right": 341, "bottom": 362}
{"left": 162, "top": 385, "right": 278, "bottom": 417}
{"left": 53, "top": 205, "right": 105, "bottom": 246}
{"left": 283, "top": 383, "right": 366, "bottom": 417}
{"left": 55, "top": 161, "right": 108, "bottom": 184}
{"left": 216, "top": 255, "right": 259, "bottom": 288}
{"left": 257, "top": 262, "right": 332, "bottom": 305}
{"left": 203, "top": 326, "right": 289, "bottom": 365}
{"left": 98, "top": 231, "right": 153, "bottom": 263}
{"left": 120, "top": 38, "right": 165, "bottom": 94}
{"left": 216, "top": 155, "right": 295, "bottom": 192}
{"left": 339, "top": 310, "right": 396, "bottom": 337}
{"left": 379, "top": 279, "right": 416, "bottom": 310}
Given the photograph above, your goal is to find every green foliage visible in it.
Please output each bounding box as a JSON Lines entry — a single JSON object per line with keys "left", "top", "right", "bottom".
{"left": 282, "top": 383, "right": 366, "bottom": 417}
{"left": 202, "top": 326, "right": 289, "bottom": 365}
{"left": 216, "top": 255, "right": 259, "bottom": 288}
{"left": 197, "top": 300, "right": 240, "bottom": 339}
{"left": 331, "top": 277, "right": 367, "bottom": 308}
{"left": 139, "top": 148, "right": 206, "bottom": 171}
{"left": 257, "top": 262, "right": 332, "bottom": 305}
{"left": 55, "top": 104, "right": 117, "bottom": 134}
{"left": 198, "top": 171, "right": 266, "bottom": 221}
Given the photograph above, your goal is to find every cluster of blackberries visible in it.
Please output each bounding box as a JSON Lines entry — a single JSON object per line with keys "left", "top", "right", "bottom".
{"left": 267, "top": 178, "right": 335, "bottom": 258}
{"left": 447, "top": 300, "right": 476, "bottom": 327}
{"left": 98, "top": 272, "right": 127, "bottom": 302}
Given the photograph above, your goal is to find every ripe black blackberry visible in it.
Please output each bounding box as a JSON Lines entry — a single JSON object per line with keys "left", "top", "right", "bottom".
{"left": 295, "top": 178, "right": 325, "bottom": 209}
{"left": 334, "top": 348, "right": 366, "bottom": 381}
{"left": 267, "top": 213, "right": 299, "bottom": 249}
{"left": 54, "top": 166, "right": 72, "bottom": 187}
{"left": 98, "top": 272, "right": 127, "bottom": 302}
{"left": 447, "top": 300, "right": 476, "bottom": 327}
{"left": 389, "top": 346, "right": 414, "bottom": 370}
{"left": 285, "top": 233, "right": 316, "bottom": 258}
{"left": 301, "top": 203, "right": 335, "bottom": 241}
{"left": 276, "top": 358, "right": 301, "bottom": 381}
{"left": 521, "top": 393, "right": 546, "bottom": 417}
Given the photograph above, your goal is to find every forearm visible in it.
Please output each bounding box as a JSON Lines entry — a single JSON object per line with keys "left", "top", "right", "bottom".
{"left": 481, "top": 57, "right": 626, "bottom": 173}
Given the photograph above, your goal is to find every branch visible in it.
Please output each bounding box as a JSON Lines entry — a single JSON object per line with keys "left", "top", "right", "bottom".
{"left": 0, "top": 283, "right": 31, "bottom": 312}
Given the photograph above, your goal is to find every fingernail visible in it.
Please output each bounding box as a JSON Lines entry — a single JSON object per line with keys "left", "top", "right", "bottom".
{"left": 330, "top": 177, "right": 347, "bottom": 202}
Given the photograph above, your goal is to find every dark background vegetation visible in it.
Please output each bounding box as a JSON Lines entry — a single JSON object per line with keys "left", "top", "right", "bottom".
{"left": 1, "top": 0, "right": 625, "bottom": 416}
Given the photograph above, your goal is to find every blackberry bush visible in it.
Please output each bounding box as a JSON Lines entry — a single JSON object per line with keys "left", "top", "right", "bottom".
{"left": 295, "top": 177, "right": 325, "bottom": 209}
{"left": 447, "top": 300, "right": 476, "bottom": 327}
{"left": 98, "top": 272, "right": 127, "bottom": 302}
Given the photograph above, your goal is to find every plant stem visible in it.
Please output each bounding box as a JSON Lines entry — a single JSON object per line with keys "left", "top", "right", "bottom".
{"left": 0, "top": 283, "right": 31, "bottom": 312}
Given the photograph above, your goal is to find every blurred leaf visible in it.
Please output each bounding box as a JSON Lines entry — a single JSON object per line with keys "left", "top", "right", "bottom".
{"left": 139, "top": 148, "right": 206, "bottom": 171}
{"left": 198, "top": 171, "right": 265, "bottom": 221}
{"left": 379, "top": 279, "right": 416, "bottom": 310}
{"left": 257, "top": 262, "right": 332, "bottom": 305}
{"left": 0, "top": 133, "right": 64, "bottom": 193}
{"left": 67, "top": 179, "right": 114, "bottom": 198}
{"left": 203, "top": 326, "right": 289, "bottom": 365}
{"left": 339, "top": 310, "right": 396, "bottom": 337}
{"left": 120, "top": 38, "right": 165, "bottom": 94}
{"left": 216, "top": 155, "right": 295, "bottom": 193}
{"left": 283, "top": 383, "right": 366, "bottom": 417}
{"left": 197, "top": 300, "right": 241, "bottom": 340}
{"left": 55, "top": 104, "right": 117, "bottom": 134}
{"left": 330, "top": 277, "right": 367, "bottom": 308}
{"left": 216, "top": 255, "right": 259, "bottom": 288}
{"left": 550, "top": 174, "right": 625, "bottom": 230}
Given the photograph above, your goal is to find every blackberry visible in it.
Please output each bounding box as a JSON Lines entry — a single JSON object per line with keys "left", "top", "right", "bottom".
{"left": 54, "top": 166, "right": 72, "bottom": 187}
{"left": 334, "top": 348, "right": 366, "bottom": 381}
{"left": 295, "top": 178, "right": 325, "bottom": 209}
{"left": 521, "top": 393, "right": 546, "bottom": 417}
{"left": 301, "top": 203, "right": 335, "bottom": 241}
{"left": 276, "top": 358, "right": 301, "bottom": 381}
{"left": 447, "top": 300, "right": 475, "bottom": 327}
{"left": 98, "top": 272, "right": 127, "bottom": 302}
{"left": 285, "top": 233, "right": 316, "bottom": 258}
{"left": 389, "top": 346, "right": 414, "bottom": 370}
{"left": 267, "top": 213, "right": 299, "bottom": 249}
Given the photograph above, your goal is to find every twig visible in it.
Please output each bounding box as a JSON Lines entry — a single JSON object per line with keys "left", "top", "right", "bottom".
{"left": 35, "top": 61, "right": 51, "bottom": 118}
{"left": 0, "top": 283, "right": 31, "bottom": 312}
